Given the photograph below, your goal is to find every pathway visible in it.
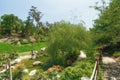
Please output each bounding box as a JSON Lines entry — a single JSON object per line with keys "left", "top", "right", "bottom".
{"left": 102, "top": 57, "right": 120, "bottom": 80}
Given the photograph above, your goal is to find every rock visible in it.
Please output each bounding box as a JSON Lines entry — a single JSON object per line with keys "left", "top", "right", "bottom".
{"left": 115, "top": 57, "right": 120, "bottom": 62}
{"left": 23, "top": 69, "right": 29, "bottom": 73}
{"left": 16, "top": 41, "right": 21, "bottom": 46}
{"left": 35, "top": 51, "right": 38, "bottom": 53}
{"left": 56, "top": 74, "right": 61, "bottom": 78}
{"left": 102, "top": 57, "right": 116, "bottom": 64}
{"left": 11, "top": 55, "right": 31, "bottom": 65}
{"left": 11, "top": 66, "right": 15, "bottom": 69}
{"left": 19, "top": 55, "right": 31, "bottom": 60}
{"left": 0, "top": 69, "right": 6, "bottom": 74}
{"left": 41, "top": 47, "right": 46, "bottom": 51}
{"left": 29, "top": 36, "right": 36, "bottom": 42}
{"left": 21, "top": 39, "right": 29, "bottom": 44}
{"left": 77, "top": 50, "right": 87, "bottom": 60}
{"left": 47, "top": 65, "right": 64, "bottom": 73}
{"left": 81, "top": 77, "right": 90, "bottom": 80}
{"left": 33, "top": 61, "right": 42, "bottom": 66}
{"left": 0, "top": 38, "right": 7, "bottom": 42}
{"left": 102, "top": 62, "right": 120, "bottom": 79}
{"left": 29, "top": 70, "right": 37, "bottom": 76}
{"left": 111, "top": 77, "right": 117, "bottom": 80}
{"left": 14, "top": 58, "right": 22, "bottom": 63}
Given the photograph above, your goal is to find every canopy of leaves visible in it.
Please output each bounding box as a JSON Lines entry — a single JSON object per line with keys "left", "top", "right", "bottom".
{"left": 0, "top": 14, "right": 23, "bottom": 36}
{"left": 47, "top": 21, "right": 93, "bottom": 65}
{"left": 91, "top": 0, "right": 120, "bottom": 47}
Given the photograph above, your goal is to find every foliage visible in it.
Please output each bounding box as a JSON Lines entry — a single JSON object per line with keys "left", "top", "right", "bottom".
{"left": 58, "top": 59, "right": 94, "bottom": 80}
{"left": 47, "top": 21, "right": 93, "bottom": 66}
{"left": 0, "top": 14, "right": 23, "bottom": 36}
{"left": 29, "top": 6, "right": 43, "bottom": 29}
{"left": 0, "top": 6, "right": 46, "bottom": 41}
{"left": 113, "top": 51, "right": 120, "bottom": 57}
{"left": 90, "top": 0, "right": 109, "bottom": 15}
{"left": 22, "top": 16, "right": 35, "bottom": 37}
{"left": 13, "top": 64, "right": 25, "bottom": 80}
{"left": 91, "top": 0, "right": 120, "bottom": 48}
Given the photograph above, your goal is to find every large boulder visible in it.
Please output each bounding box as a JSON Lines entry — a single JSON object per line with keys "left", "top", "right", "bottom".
{"left": 77, "top": 50, "right": 87, "bottom": 61}
{"left": 102, "top": 57, "right": 116, "bottom": 64}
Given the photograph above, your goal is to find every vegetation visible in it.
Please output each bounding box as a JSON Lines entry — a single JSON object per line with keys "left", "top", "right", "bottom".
{"left": 91, "top": 0, "right": 120, "bottom": 48}
{"left": 1, "top": 0, "right": 120, "bottom": 79}
{"left": 0, "top": 6, "right": 47, "bottom": 42}
{"left": 47, "top": 21, "right": 93, "bottom": 66}
{"left": 59, "top": 60, "right": 94, "bottom": 80}
{"left": 0, "top": 14, "right": 23, "bottom": 37}
{"left": 113, "top": 51, "right": 120, "bottom": 57}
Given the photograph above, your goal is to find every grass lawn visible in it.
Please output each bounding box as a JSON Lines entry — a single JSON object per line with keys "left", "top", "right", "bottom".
{"left": 0, "top": 42, "right": 46, "bottom": 53}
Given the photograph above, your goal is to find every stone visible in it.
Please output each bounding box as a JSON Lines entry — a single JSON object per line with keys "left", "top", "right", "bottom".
{"left": 11, "top": 55, "right": 31, "bottom": 65}
{"left": 41, "top": 47, "right": 46, "bottom": 51}
{"left": 33, "top": 61, "right": 42, "bottom": 66}
{"left": 29, "top": 70, "right": 37, "bottom": 76}
{"left": 0, "top": 69, "right": 6, "bottom": 74}
{"left": 17, "top": 41, "right": 21, "bottom": 46}
{"left": 11, "top": 66, "right": 15, "bottom": 69}
{"left": 23, "top": 69, "right": 29, "bottom": 73}
{"left": 56, "top": 74, "right": 60, "bottom": 78}
{"left": 81, "top": 77, "right": 90, "bottom": 80}
{"left": 77, "top": 50, "right": 87, "bottom": 60}
{"left": 14, "top": 58, "right": 22, "bottom": 63}
{"left": 29, "top": 36, "right": 36, "bottom": 42}
{"left": 102, "top": 57, "right": 116, "bottom": 64}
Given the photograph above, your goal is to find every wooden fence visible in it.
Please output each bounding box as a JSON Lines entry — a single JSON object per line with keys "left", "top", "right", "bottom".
{"left": 90, "top": 52, "right": 102, "bottom": 80}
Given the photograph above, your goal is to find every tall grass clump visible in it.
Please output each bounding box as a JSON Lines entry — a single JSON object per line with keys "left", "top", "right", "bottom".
{"left": 47, "top": 21, "right": 93, "bottom": 66}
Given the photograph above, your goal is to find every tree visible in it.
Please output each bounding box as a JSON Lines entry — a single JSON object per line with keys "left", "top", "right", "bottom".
{"left": 47, "top": 21, "right": 93, "bottom": 66}
{"left": 91, "top": 0, "right": 120, "bottom": 47}
{"left": 90, "top": 0, "right": 108, "bottom": 15}
{"left": 0, "top": 14, "right": 23, "bottom": 36}
{"left": 29, "top": 6, "right": 44, "bottom": 30}
{"left": 22, "top": 16, "right": 35, "bottom": 37}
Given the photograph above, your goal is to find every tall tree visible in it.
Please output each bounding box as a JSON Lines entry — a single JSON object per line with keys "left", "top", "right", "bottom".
{"left": 91, "top": 0, "right": 120, "bottom": 47}
{"left": 0, "top": 14, "right": 23, "bottom": 36}
{"left": 22, "top": 16, "right": 35, "bottom": 37}
{"left": 29, "top": 6, "right": 43, "bottom": 29}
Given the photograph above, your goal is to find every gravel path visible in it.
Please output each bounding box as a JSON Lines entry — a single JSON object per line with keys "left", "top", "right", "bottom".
{"left": 102, "top": 57, "right": 120, "bottom": 80}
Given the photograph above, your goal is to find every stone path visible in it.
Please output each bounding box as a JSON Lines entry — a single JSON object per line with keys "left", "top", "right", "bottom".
{"left": 102, "top": 57, "right": 120, "bottom": 80}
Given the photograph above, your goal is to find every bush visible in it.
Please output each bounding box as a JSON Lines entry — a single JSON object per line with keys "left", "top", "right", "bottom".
{"left": 47, "top": 21, "right": 93, "bottom": 66}
{"left": 113, "top": 51, "right": 120, "bottom": 57}
{"left": 58, "top": 59, "right": 94, "bottom": 80}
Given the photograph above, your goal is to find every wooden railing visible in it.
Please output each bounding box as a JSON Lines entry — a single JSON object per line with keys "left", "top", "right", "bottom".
{"left": 90, "top": 52, "right": 102, "bottom": 80}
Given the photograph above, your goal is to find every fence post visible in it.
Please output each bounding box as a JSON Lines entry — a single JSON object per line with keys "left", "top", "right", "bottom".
{"left": 8, "top": 58, "right": 12, "bottom": 80}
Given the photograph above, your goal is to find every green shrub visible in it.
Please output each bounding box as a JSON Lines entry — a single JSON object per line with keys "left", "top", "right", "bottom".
{"left": 47, "top": 21, "right": 93, "bottom": 66}
{"left": 13, "top": 67, "right": 25, "bottom": 80}
{"left": 113, "top": 51, "right": 120, "bottom": 57}
{"left": 58, "top": 60, "right": 94, "bottom": 80}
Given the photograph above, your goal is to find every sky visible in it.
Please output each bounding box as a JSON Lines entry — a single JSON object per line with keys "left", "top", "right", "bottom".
{"left": 0, "top": 0, "right": 110, "bottom": 29}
